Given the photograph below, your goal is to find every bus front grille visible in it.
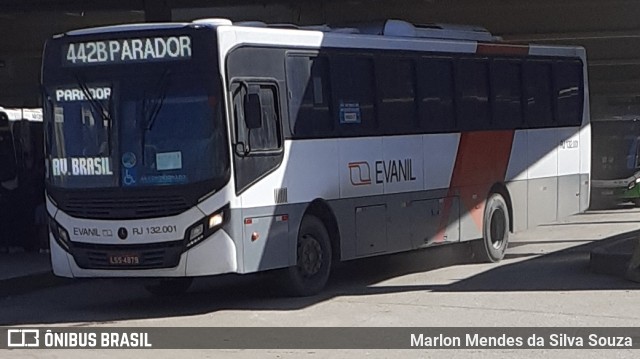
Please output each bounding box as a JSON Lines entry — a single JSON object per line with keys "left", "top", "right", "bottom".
{"left": 61, "top": 195, "right": 190, "bottom": 219}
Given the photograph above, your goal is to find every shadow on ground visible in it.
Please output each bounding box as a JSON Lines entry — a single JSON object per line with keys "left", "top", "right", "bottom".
{"left": 1, "top": 228, "right": 639, "bottom": 326}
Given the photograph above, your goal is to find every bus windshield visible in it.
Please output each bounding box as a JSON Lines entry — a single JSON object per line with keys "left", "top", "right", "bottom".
{"left": 44, "top": 68, "right": 228, "bottom": 189}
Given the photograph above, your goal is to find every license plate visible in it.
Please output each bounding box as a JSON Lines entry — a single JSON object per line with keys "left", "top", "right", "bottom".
{"left": 108, "top": 254, "right": 140, "bottom": 265}
{"left": 601, "top": 190, "right": 614, "bottom": 196}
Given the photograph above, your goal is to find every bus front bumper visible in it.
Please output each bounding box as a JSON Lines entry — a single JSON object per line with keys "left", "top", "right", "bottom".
{"left": 50, "top": 229, "right": 238, "bottom": 278}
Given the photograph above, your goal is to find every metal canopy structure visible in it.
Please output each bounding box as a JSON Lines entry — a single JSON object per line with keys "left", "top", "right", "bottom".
{"left": 0, "top": 0, "right": 638, "bottom": 117}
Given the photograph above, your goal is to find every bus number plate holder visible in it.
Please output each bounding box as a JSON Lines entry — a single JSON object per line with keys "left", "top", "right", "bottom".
{"left": 108, "top": 254, "right": 140, "bottom": 265}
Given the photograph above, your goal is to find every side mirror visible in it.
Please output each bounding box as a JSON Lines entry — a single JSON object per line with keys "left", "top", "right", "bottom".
{"left": 235, "top": 142, "right": 249, "bottom": 155}
{"left": 243, "top": 92, "right": 262, "bottom": 129}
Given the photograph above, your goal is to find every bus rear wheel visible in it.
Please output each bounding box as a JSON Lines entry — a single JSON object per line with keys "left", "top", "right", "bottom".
{"left": 477, "top": 193, "right": 510, "bottom": 263}
{"left": 283, "top": 215, "right": 332, "bottom": 297}
{"left": 144, "top": 277, "right": 193, "bottom": 296}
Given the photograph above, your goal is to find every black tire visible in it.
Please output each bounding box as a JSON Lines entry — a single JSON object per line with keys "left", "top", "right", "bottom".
{"left": 477, "top": 193, "right": 510, "bottom": 263}
{"left": 283, "top": 215, "right": 332, "bottom": 297}
{"left": 633, "top": 198, "right": 640, "bottom": 207}
{"left": 144, "top": 277, "right": 193, "bottom": 296}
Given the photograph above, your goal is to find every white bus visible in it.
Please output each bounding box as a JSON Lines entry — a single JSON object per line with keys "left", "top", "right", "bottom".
{"left": 41, "top": 18, "right": 590, "bottom": 296}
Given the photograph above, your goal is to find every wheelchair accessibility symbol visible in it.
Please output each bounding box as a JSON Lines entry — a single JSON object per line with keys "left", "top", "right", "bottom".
{"left": 123, "top": 169, "right": 136, "bottom": 186}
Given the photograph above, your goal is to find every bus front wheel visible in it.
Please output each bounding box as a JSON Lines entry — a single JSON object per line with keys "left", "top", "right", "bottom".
{"left": 283, "top": 215, "right": 332, "bottom": 297}
{"left": 477, "top": 193, "right": 510, "bottom": 263}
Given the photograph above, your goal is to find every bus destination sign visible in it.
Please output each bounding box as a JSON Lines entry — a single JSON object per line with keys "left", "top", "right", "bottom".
{"left": 64, "top": 36, "right": 191, "bottom": 65}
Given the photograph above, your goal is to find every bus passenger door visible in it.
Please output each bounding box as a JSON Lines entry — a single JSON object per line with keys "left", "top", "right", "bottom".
{"left": 230, "top": 81, "right": 289, "bottom": 272}
{"left": 231, "top": 81, "right": 284, "bottom": 193}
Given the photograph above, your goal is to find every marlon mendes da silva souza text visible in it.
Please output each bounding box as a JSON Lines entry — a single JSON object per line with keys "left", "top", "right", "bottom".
{"left": 410, "top": 333, "right": 633, "bottom": 348}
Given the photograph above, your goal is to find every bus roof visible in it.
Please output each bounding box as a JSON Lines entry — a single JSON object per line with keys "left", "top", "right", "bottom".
{"left": 56, "top": 18, "right": 585, "bottom": 58}
{"left": 61, "top": 18, "right": 495, "bottom": 41}
{"left": 63, "top": 22, "right": 192, "bottom": 37}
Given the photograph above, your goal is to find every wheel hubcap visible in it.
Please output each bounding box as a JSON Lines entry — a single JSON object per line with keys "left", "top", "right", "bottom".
{"left": 490, "top": 208, "right": 506, "bottom": 249}
{"left": 298, "top": 234, "right": 323, "bottom": 278}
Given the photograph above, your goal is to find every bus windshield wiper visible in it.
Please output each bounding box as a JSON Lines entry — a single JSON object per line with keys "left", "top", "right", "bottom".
{"left": 74, "top": 74, "right": 113, "bottom": 156}
{"left": 145, "top": 69, "right": 170, "bottom": 131}
{"left": 141, "top": 69, "right": 170, "bottom": 164}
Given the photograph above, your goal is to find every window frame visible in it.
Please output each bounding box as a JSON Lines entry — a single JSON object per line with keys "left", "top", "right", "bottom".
{"left": 284, "top": 52, "right": 333, "bottom": 138}
{"left": 230, "top": 78, "right": 284, "bottom": 156}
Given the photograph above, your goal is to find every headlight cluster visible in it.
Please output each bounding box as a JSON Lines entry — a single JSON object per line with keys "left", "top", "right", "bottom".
{"left": 629, "top": 178, "right": 640, "bottom": 190}
{"left": 49, "top": 215, "right": 71, "bottom": 252}
{"left": 185, "top": 205, "right": 228, "bottom": 249}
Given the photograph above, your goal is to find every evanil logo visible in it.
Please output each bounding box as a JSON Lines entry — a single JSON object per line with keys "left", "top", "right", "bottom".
{"left": 348, "top": 159, "right": 417, "bottom": 186}
{"left": 348, "top": 162, "right": 372, "bottom": 186}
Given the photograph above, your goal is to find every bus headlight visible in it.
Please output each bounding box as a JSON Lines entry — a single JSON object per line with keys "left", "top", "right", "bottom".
{"left": 630, "top": 178, "right": 640, "bottom": 190}
{"left": 185, "top": 205, "right": 228, "bottom": 249}
{"left": 208, "top": 212, "right": 224, "bottom": 228}
{"left": 49, "top": 216, "right": 71, "bottom": 252}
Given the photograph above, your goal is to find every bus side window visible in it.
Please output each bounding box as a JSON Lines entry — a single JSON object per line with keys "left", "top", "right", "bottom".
{"left": 523, "top": 60, "right": 555, "bottom": 128}
{"left": 417, "top": 57, "right": 456, "bottom": 132}
{"left": 491, "top": 59, "right": 523, "bottom": 130}
{"left": 330, "top": 55, "right": 376, "bottom": 136}
{"left": 555, "top": 60, "right": 583, "bottom": 127}
{"left": 456, "top": 58, "right": 490, "bottom": 131}
{"left": 285, "top": 55, "right": 332, "bottom": 137}
{"left": 377, "top": 57, "right": 416, "bottom": 134}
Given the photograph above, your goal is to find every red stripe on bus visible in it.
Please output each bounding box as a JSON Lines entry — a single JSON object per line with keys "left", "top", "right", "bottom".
{"left": 476, "top": 43, "right": 529, "bottom": 56}
{"left": 436, "top": 131, "right": 515, "bottom": 242}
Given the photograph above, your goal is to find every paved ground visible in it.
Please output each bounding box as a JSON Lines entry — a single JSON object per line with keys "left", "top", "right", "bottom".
{"left": 0, "top": 251, "right": 50, "bottom": 281}
{"left": 1, "top": 207, "right": 639, "bottom": 358}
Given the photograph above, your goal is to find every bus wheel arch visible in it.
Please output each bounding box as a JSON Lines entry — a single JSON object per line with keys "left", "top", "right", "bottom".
{"left": 278, "top": 200, "right": 339, "bottom": 297}
{"left": 477, "top": 184, "right": 512, "bottom": 262}
{"left": 489, "top": 183, "right": 514, "bottom": 233}
{"left": 303, "top": 199, "right": 341, "bottom": 263}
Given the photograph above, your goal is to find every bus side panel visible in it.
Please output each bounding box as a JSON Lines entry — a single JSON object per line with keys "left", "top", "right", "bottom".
{"left": 234, "top": 139, "right": 341, "bottom": 273}
{"left": 505, "top": 130, "right": 529, "bottom": 232}
{"left": 526, "top": 128, "right": 559, "bottom": 228}
{"left": 579, "top": 124, "right": 591, "bottom": 212}
{"left": 385, "top": 191, "right": 460, "bottom": 253}
{"left": 557, "top": 127, "right": 581, "bottom": 219}
{"left": 330, "top": 188, "right": 455, "bottom": 261}
{"left": 580, "top": 173, "right": 590, "bottom": 212}
{"left": 339, "top": 137, "right": 383, "bottom": 198}
{"left": 528, "top": 178, "right": 558, "bottom": 228}
{"left": 329, "top": 198, "right": 357, "bottom": 260}
{"left": 506, "top": 180, "right": 529, "bottom": 232}
{"left": 238, "top": 204, "right": 307, "bottom": 273}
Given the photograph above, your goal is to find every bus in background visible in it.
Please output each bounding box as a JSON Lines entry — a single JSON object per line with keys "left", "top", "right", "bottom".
{"left": 590, "top": 116, "right": 640, "bottom": 208}
{"left": 41, "top": 19, "right": 590, "bottom": 296}
{"left": 0, "top": 107, "right": 45, "bottom": 252}
{"left": 0, "top": 110, "right": 18, "bottom": 252}
{"left": 0, "top": 109, "right": 17, "bottom": 184}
